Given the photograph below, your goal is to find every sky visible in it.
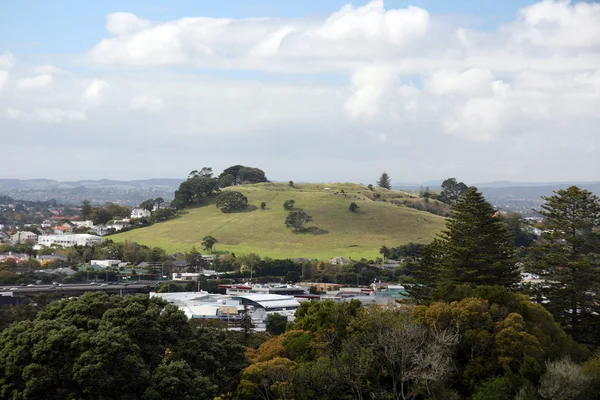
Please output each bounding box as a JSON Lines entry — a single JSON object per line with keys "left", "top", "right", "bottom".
{"left": 0, "top": 0, "right": 599, "bottom": 184}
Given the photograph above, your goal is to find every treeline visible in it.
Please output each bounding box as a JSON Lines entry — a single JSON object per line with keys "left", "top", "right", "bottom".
{"left": 171, "top": 165, "right": 267, "bottom": 209}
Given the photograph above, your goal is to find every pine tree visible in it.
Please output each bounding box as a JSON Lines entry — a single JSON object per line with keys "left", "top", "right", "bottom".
{"left": 413, "top": 187, "right": 519, "bottom": 301}
{"left": 528, "top": 186, "right": 600, "bottom": 346}
{"left": 377, "top": 172, "right": 391, "bottom": 190}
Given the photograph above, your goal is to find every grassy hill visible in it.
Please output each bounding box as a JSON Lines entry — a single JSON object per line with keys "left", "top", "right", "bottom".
{"left": 110, "top": 183, "right": 446, "bottom": 260}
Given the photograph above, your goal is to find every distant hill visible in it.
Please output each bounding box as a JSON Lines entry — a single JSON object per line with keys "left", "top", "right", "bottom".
{"left": 0, "top": 178, "right": 182, "bottom": 206}
{"left": 111, "top": 182, "right": 446, "bottom": 260}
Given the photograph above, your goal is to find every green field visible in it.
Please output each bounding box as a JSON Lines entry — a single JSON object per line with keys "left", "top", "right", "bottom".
{"left": 110, "top": 183, "right": 446, "bottom": 260}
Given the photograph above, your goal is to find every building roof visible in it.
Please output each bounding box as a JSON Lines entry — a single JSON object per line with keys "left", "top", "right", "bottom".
{"left": 231, "top": 293, "right": 300, "bottom": 309}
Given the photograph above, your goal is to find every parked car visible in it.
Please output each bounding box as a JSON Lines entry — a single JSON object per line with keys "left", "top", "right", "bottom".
{"left": 89, "top": 282, "right": 97, "bottom": 285}
{"left": 27, "top": 284, "right": 34, "bottom": 287}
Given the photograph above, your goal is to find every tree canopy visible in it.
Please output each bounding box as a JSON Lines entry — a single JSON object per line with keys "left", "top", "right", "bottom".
{"left": 377, "top": 172, "right": 391, "bottom": 190}
{"left": 0, "top": 293, "right": 247, "bottom": 400}
{"left": 528, "top": 186, "right": 600, "bottom": 346}
{"left": 285, "top": 209, "right": 313, "bottom": 232}
{"left": 438, "top": 177, "right": 468, "bottom": 205}
{"left": 215, "top": 191, "right": 248, "bottom": 213}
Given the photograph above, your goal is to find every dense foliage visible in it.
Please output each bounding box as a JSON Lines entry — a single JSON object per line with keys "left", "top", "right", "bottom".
{"left": 215, "top": 191, "right": 248, "bottom": 213}
{"left": 0, "top": 293, "right": 247, "bottom": 400}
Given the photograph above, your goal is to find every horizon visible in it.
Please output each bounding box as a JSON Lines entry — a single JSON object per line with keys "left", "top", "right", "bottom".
{"left": 1, "top": 0, "right": 599, "bottom": 182}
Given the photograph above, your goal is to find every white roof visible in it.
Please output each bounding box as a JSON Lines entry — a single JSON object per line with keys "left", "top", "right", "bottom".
{"left": 232, "top": 293, "right": 294, "bottom": 302}
{"left": 260, "top": 300, "right": 301, "bottom": 309}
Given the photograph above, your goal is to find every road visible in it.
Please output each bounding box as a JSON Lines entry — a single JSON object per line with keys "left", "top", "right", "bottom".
{"left": 0, "top": 282, "right": 158, "bottom": 295}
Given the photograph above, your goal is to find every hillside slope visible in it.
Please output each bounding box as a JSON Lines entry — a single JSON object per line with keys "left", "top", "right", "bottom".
{"left": 111, "top": 183, "right": 446, "bottom": 259}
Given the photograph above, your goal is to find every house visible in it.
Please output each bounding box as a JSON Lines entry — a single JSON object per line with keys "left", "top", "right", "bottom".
{"left": 107, "top": 220, "right": 131, "bottom": 231}
{"left": 328, "top": 256, "right": 351, "bottom": 265}
{"left": 37, "top": 234, "right": 102, "bottom": 248}
{"left": 90, "top": 260, "right": 121, "bottom": 268}
{"left": 37, "top": 254, "right": 67, "bottom": 262}
{"left": 91, "top": 225, "right": 109, "bottom": 236}
{"left": 10, "top": 231, "right": 38, "bottom": 245}
{"left": 72, "top": 220, "right": 94, "bottom": 228}
{"left": 0, "top": 252, "right": 30, "bottom": 262}
{"left": 131, "top": 208, "right": 151, "bottom": 219}
{"left": 172, "top": 260, "right": 189, "bottom": 270}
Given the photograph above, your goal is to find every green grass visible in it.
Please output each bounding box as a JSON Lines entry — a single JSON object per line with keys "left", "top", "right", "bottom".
{"left": 110, "top": 182, "right": 446, "bottom": 260}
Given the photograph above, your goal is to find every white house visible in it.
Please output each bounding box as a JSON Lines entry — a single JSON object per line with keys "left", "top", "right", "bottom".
{"left": 91, "top": 260, "right": 121, "bottom": 268}
{"left": 72, "top": 220, "right": 94, "bottom": 228}
{"left": 131, "top": 208, "right": 151, "bottom": 219}
{"left": 107, "top": 220, "right": 131, "bottom": 231}
{"left": 11, "top": 231, "right": 38, "bottom": 244}
{"left": 38, "top": 234, "right": 102, "bottom": 248}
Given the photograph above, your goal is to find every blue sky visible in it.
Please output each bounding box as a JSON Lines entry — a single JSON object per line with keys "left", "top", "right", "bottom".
{"left": 0, "top": 0, "right": 599, "bottom": 182}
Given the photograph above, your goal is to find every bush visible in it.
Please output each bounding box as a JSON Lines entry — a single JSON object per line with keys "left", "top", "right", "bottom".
{"left": 283, "top": 200, "right": 296, "bottom": 211}
{"left": 260, "top": 202, "right": 266, "bottom": 210}
{"left": 216, "top": 191, "right": 248, "bottom": 213}
{"left": 349, "top": 202, "right": 359, "bottom": 212}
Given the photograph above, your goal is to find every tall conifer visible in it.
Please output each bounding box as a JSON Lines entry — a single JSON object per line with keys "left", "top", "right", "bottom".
{"left": 529, "top": 186, "right": 600, "bottom": 346}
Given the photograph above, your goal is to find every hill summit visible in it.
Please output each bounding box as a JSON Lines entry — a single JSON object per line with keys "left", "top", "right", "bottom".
{"left": 111, "top": 182, "right": 446, "bottom": 259}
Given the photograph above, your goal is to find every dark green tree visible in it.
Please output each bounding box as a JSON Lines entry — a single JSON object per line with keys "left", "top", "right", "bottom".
{"left": 283, "top": 200, "right": 295, "bottom": 210}
{"left": 285, "top": 209, "right": 313, "bottom": 232}
{"left": 377, "top": 172, "right": 391, "bottom": 190}
{"left": 528, "top": 186, "right": 600, "bottom": 346}
{"left": 349, "top": 202, "right": 359, "bottom": 212}
{"left": 185, "top": 247, "right": 204, "bottom": 272}
{"left": 80, "top": 200, "right": 92, "bottom": 220}
{"left": 219, "top": 174, "right": 234, "bottom": 188}
{"left": 238, "top": 167, "right": 267, "bottom": 184}
{"left": 289, "top": 181, "right": 294, "bottom": 187}
{"left": 379, "top": 245, "right": 391, "bottom": 261}
{"left": 219, "top": 165, "right": 245, "bottom": 186}
{"left": 260, "top": 202, "right": 266, "bottom": 210}
{"left": 414, "top": 187, "right": 519, "bottom": 299}
{"left": 0, "top": 293, "right": 247, "bottom": 399}
{"left": 215, "top": 191, "right": 248, "bottom": 213}
{"left": 438, "top": 177, "right": 468, "bottom": 205}
{"left": 201, "top": 236, "right": 218, "bottom": 253}
{"left": 265, "top": 313, "right": 288, "bottom": 336}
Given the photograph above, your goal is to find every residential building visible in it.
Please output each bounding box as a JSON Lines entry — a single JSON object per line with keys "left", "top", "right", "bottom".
{"left": 91, "top": 260, "right": 121, "bottom": 268}
{"left": 72, "top": 220, "right": 94, "bottom": 228}
{"left": 131, "top": 208, "right": 151, "bottom": 219}
{"left": 328, "top": 256, "right": 351, "bottom": 265}
{"left": 10, "top": 231, "right": 38, "bottom": 244}
{"left": 107, "top": 220, "right": 131, "bottom": 231}
{"left": 38, "top": 234, "right": 102, "bottom": 248}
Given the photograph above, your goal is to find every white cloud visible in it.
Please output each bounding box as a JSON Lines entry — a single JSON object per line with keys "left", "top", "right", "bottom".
{"left": 17, "top": 74, "right": 53, "bottom": 90}
{"left": 129, "top": 96, "right": 165, "bottom": 112}
{"left": 33, "top": 108, "right": 86, "bottom": 123}
{"left": 311, "top": 1, "right": 429, "bottom": 45}
{"left": 512, "top": 0, "right": 600, "bottom": 47}
{"left": 0, "top": 71, "right": 8, "bottom": 91}
{"left": 425, "top": 69, "right": 495, "bottom": 96}
{"left": 2, "top": 0, "right": 600, "bottom": 182}
{"left": 31, "top": 65, "right": 66, "bottom": 75}
{"left": 345, "top": 65, "right": 397, "bottom": 118}
{"left": 0, "top": 52, "right": 14, "bottom": 69}
{"left": 3, "top": 107, "right": 86, "bottom": 123}
{"left": 5, "top": 107, "right": 22, "bottom": 119}
{"left": 81, "top": 79, "right": 110, "bottom": 105}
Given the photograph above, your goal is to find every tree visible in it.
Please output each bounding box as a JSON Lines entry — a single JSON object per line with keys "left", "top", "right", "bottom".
{"left": 219, "top": 165, "right": 245, "bottom": 186}
{"left": 415, "top": 187, "right": 519, "bottom": 298}
{"left": 90, "top": 207, "right": 112, "bottom": 225}
{"left": 289, "top": 181, "right": 294, "bottom": 187}
{"left": 367, "top": 184, "right": 374, "bottom": 191}
{"left": 283, "top": 200, "right": 295, "bottom": 210}
{"left": 151, "top": 208, "right": 176, "bottom": 223}
{"left": 81, "top": 200, "right": 92, "bottom": 220}
{"left": 0, "top": 293, "right": 247, "bottom": 399}
{"left": 215, "top": 191, "right": 248, "bottom": 213}
{"left": 201, "top": 236, "right": 218, "bottom": 253}
{"left": 377, "top": 172, "right": 391, "bottom": 190}
{"left": 155, "top": 197, "right": 164, "bottom": 208}
{"left": 266, "top": 313, "right": 288, "bottom": 336}
{"left": 185, "top": 247, "right": 204, "bottom": 272}
{"left": 528, "top": 186, "right": 600, "bottom": 346}
{"left": 349, "top": 202, "right": 359, "bottom": 213}
{"left": 260, "top": 202, "right": 266, "bottom": 210}
{"left": 379, "top": 245, "right": 391, "bottom": 261}
{"left": 238, "top": 167, "right": 267, "bottom": 184}
{"left": 139, "top": 199, "right": 156, "bottom": 212}
{"left": 285, "top": 209, "right": 313, "bottom": 232}
{"left": 173, "top": 169, "right": 220, "bottom": 209}
{"left": 438, "top": 177, "right": 468, "bottom": 205}
{"left": 219, "top": 174, "right": 234, "bottom": 188}
{"left": 105, "top": 203, "right": 131, "bottom": 219}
